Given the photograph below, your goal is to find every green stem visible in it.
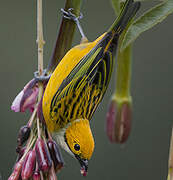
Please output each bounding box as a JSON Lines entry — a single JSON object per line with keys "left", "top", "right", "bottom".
{"left": 47, "top": 0, "right": 82, "bottom": 73}
{"left": 114, "top": 43, "right": 132, "bottom": 98}
{"left": 27, "top": 104, "right": 38, "bottom": 127}
{"left": 111, "top": 0, "right": 132, "bottom": 99}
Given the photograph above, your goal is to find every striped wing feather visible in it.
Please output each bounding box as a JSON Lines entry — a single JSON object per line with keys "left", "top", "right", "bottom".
{"left": 50, "top": 34, "right": 115, "bottom": 128}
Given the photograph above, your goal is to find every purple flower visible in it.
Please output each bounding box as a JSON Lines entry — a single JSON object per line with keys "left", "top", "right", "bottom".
{"left": 106, "top": 97, "right": 132, "bottom": 144}
{"left": 47, "top": 140, "right": 64, "bottom": 172}
{"left": 35, "top": 138, "right": 52, "bottom": 173}
{"left": 8, "top": 159, "right": 24, "bottom": 180}
{"left": 21, "top": 150, "right": 36, "bottom": 180}
{"left": 11, "top": 79, "right": 39, "bottom": 112}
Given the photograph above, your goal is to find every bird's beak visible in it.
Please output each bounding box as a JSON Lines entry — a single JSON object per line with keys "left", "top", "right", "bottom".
{"left": 75, "top": 154, "right": 88, "bottom": 176}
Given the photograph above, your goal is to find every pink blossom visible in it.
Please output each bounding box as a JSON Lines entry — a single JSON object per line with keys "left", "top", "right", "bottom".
{"left": 106, "top": 99, "right": 132, "bottom": 144}
{"left": 11, "top": 79, "right": 39, "bottom": 112}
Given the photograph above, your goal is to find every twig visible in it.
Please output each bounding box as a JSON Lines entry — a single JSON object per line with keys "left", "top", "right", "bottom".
{"left": 167, "top": 128, "right": 173, "bottom": 180}
{"left": 28, "top": 103, "right": 38, "bottom": 127}
{"left": 37, "top": 0, "right": 45, "bottom": 76}
{"left": 36, "top": 0, "right": 45, "bottom": 138}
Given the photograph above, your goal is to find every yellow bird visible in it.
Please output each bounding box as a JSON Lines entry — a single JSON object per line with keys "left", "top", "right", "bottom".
{"left": 42, "top": 0, "right": 140, "bottom": 175}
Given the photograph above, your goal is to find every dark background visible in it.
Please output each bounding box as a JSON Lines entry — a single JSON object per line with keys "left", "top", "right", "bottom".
{"left": 0, "top": 0, "right": 173, "bottom": 179}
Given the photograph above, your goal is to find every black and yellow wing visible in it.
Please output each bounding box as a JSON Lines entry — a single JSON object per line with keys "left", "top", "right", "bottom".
{"left": 49, "top": 33, "right": 117, "bottom": 128}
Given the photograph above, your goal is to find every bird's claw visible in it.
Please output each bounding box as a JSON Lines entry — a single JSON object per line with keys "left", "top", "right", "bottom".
{"left": 61, "top": 8, "right": 83, "bottom": 23}
{"left": 61, "top": 8, "right": 87, "bottom": 41}
{"left": 34, "top": 69, "right": 51, "bottom": 82}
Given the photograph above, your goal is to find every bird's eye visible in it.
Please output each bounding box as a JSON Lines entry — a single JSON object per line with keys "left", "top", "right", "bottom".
{"left": 74, "top": 143, "right": 80, "bottom": 151}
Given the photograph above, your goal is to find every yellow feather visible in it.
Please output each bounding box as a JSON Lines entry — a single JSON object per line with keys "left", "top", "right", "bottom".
{"left": 43, "top": 33, "right": 106, "bottom": 132}
{"left": 65, "top": 119, "right": 94, "bottom": 160}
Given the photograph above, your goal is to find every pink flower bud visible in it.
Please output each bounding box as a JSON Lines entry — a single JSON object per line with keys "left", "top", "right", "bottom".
{"left": 35, "top": 138, "right": 52, "bottom": 173}
{"left": 11, "top": 91, "right": 24, "bottom": 112}
{"left": 33, "top": 171, "right": 41, "bottom": 180}
{"left": 47, "top": 140, "right": 64, "bottom": 172}
{"left": 106, "top": 98, "right": 132, "bottom": 143}
{"left": 8, "top": 160, "right": 23, "bottom": 180}
{"left": 48, "top": 166, "right": 57, "bottom": 180}
{"left": 32, "top": 163, "right": 41, "bottom": 180}
{"left": 106, "top": 100, "right": 117, "bottom": 143}
{"left": 11, "top": 79, "right": 39, "bottom": 112}
{"left": 21, "top": 150, "right": 36, "bottom": 179}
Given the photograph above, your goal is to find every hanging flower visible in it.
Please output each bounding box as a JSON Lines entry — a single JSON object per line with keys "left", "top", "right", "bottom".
{"left": 11, "top": 79, "right": 39, "bottom": 112}
{"left": 106, "top": 96, "right": 132, "bottom": 143}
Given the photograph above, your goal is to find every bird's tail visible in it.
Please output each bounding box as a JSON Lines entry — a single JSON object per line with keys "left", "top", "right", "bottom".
{"left": 108, "top": 0, "right": 140, "bottom": 35}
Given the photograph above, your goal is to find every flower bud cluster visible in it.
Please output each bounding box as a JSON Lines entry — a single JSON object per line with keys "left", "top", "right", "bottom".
{"left": 9, "top": 136, "right": 64, "bottom": 180}
{"left": 9, "top": 79, "right": 64, "bottom": 180}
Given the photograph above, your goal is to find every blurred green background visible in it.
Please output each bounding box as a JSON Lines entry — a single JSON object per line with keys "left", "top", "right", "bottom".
{"left": 0, "top": 0, "right": 173, "bottom": 179}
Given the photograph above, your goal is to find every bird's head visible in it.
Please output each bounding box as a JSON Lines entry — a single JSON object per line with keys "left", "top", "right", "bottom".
{"left": 54, "top": 119, "right": 94, "bottom": 176}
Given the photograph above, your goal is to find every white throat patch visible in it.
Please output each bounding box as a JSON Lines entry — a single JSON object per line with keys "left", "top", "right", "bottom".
{"left": 53, "top": 128, "right": 74, "bottom": 157}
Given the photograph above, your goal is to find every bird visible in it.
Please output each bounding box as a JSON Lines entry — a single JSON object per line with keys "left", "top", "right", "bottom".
{"left": 42, "top": 0, "right": 140, "bottom": 176}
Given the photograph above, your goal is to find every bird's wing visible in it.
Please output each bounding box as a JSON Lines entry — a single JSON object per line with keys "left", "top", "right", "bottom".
{"left": 49, "top": 34, "right": 115, "bottom": 127}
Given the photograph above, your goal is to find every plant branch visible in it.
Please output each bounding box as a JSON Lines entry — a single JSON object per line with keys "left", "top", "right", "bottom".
{"left": 114, "top": 30, "right": 132, "bottom": 98}
{"left": 114, "top": 44, "right": 132, "bottom": 98}
{"left": 47, "top": 0, "right": 82, "bottom": 73}
{"left": 36, "top": 0, "right": 45, "bottom": 138}
{"left": 37, "top": 0, "right": 45, "bottom": 76}
{"left": 167, "top": 128, "right": 173, "bottom": 180}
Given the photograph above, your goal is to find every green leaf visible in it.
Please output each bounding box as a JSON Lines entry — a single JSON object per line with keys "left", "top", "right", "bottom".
{"left": 111, "top": 0, "right": 121, "bottom": 15}
{"left": 121, "top": 0, "right": 173, "bottom": 51}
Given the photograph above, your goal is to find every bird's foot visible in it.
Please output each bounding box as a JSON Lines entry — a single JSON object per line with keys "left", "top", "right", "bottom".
{"left": 34, "top": 69, "right": 51, "bottom": 82}
{"left": 61, "top": 8, "right": 88, "bottom": 43}
{"left": 61, "top": 8, "right": 83, "bottom": 23}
